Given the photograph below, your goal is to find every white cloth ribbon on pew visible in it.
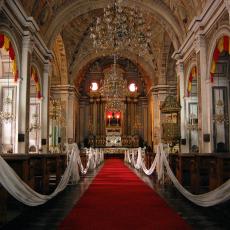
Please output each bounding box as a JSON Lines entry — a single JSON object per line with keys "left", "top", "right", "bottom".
{"left": 159, "top": 144, "right": 230, "bottom": 207}
{"left": 0, "top": 147, "right": 80, "bottom": 206}
{"left": 125, "top": 147, "right": 159, "bottom": 176}
{"left": 75, "top": 146, "right": 104, "bottom": 175}
{"left": 125, "top": 144, "right": 230, "bottom": 207}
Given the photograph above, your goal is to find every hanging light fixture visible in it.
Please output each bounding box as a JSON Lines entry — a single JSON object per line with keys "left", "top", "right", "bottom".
{"left": 90, "top": 0, "right": 151, "bottom": 56}
{"left": 100, "top": 55, "right": 127, "bottom": 99}
{"left": 187, "top": 111, "right": 198, "bottom": 131}
{"left": 30, "top": 102, "right": 40, "bottom": 132}
{"left": 0, "top": 55, "right": 14, "bottom": 123}
{"left": 213, "top": 65, "right": 228, "bottom": 125}
{"left": 100, "top": 55, "right": 127, "bottom": 112}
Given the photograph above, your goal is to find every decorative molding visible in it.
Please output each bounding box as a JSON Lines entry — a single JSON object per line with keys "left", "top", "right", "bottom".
{"left": 50, "top": 84, "right": 81, "bottom": 98}
{"left": 149, "top": 85, "right": 177, "bottom": 95}
{"left": 195, "top": 34, "right": 206, "bottom": 53}
{"left": 2, "top": 0, "right": 53, "bottom": 62}
{"left": 174, "top": 0, "right": 226, "bottom": 61}
{"left": 22, "top": 34, "right": 33, "bottom": 53}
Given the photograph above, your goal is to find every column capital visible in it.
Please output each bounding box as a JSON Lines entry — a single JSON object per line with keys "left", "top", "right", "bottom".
{"left": 43, "top": 62, "right": 51, "bottom": 74}
{"left": 172, "top": 50, "right": 182, "bottom": 61}
{"left": 175, "top": 60, "right": 184, "bottom": 75}
{"left": 195, "top": 34, "right": 206, "bottom": 52}
{"left": 22, "top": 34, "right": 33, "bottom": 53}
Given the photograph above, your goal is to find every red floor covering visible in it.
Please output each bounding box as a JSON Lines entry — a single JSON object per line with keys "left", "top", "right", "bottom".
{"left": 59, "top": 159, "right": 191, "bottom": 230}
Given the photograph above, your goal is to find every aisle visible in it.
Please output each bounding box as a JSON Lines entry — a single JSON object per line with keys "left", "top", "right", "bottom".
{"left": 59, "top": 159, "right": 191, "bottom": 230}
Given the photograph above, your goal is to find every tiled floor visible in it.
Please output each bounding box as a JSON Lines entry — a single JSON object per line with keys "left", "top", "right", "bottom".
{"left": 1, "top": 160, "right": 230, "bottom": 230}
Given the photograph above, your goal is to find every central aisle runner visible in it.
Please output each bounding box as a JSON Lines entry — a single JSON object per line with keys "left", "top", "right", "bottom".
{"left": 60, "top": 159, "right": 191, "bottom": 230}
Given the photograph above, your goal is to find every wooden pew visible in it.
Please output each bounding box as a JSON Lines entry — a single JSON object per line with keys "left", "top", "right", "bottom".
{"left": 0, "top": 185, "right": 7, "bottom": 224}
{"left": 46, "top": 154, "right": 67, "bottom": 192}
{"left": 2, "top": 154, "right": 34, "bottom": 188}
{"left": 0, "top": 153, "right": 67, "bottom": 224}
{"left": 174, "top": 153, "right": 230, "bottom": 194}
{"left": 29, "top": 155, "right": 49, "bottom": 193}
{"left": 209, "top": 153, "right": 230, "bottom": 190}
{"left": 175, "top": 154, "right": 195, "bottom": 188}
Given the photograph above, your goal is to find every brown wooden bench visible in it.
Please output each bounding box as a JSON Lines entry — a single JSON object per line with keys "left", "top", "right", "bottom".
{"left": 0, "top": 153, "right": 67, "bottom": 224}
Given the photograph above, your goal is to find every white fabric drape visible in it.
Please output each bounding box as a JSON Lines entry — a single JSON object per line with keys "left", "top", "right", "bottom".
{"left": 125, "top": 147, "right": 158, "bottom": 176}
{"left": 125, "top": 144, "right": 230, "bottom": 207}
{"left": 0, "top": 148, "right": 79, "bottom": 206}
{"left": 0, "top": 144, "right": 104, "bottom": 206}
{"left": 75, "top": 146, "right": 104, "bottom": 175}
{"left": 159, "top": 144, "right": 230, "bottom": 207}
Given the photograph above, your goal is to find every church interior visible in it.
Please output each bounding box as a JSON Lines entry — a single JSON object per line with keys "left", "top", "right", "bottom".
{"left": 0, "top": 0, "right": 230, "bottom": 229}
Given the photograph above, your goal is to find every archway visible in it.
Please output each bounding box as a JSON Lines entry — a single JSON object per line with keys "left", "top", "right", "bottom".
{"left": 209, "top": 35, "right": 230, "bottom": 152}
{"left": 0, "top": 33, "right": 19, "bottom": 153}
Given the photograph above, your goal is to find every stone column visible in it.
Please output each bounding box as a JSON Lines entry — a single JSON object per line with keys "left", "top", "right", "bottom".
{"left": 176, "top": 61, "right": 188, "bottom": 153}
{"left": 17, "top": 34, "right": 32, "bottom": 153}
{"left": 66, "top": 92, "right": 75, "bottom": 141}
{"left": 152, "top": 92, "right": 160, "bottom": 147}
{"left": 41, "top": 63, "right": 50, "bottom": 153}
{"left": 196, "top": 34, "right": 211, "bottom": 153}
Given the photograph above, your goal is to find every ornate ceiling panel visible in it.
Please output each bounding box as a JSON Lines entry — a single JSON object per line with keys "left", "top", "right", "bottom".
{"left": 18, "top": 0, "right": 208, "bottom": 87}
{"left": 19, "top": 0, "right": 207, "bottom": 36}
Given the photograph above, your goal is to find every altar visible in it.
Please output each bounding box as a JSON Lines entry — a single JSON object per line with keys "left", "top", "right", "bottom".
{"left": 101, "top": 147, "right": 128, "bottom": 158}
{"left": 106, "top": 127, "right": 122, "bottom": 147}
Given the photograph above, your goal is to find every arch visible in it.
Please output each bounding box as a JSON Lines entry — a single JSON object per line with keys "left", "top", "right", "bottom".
{"left": 0, "top": 28, "right": 20, "bottom": 153}
{"left": 30, "top": 64, "right": 42, "bottom": 98}
{"left": 0, "top": 31, "right": 20, "bottom": 82}
{"left": 72, "top": 50, "right": 155, "bottom": 91}
{"left": 186, "top": 64, "right": 197, "bottom": 97}
{"left": 208, "top": 26, "right": 230, "bottom": 82}
{"left": 207, "top": 27, "right": 230, "bottom": 152}
{"left": 45, "top": 0, "right": 183, "bottom": 50}
{"left": 51, "top": 34, "right": 68, "bottom": 85}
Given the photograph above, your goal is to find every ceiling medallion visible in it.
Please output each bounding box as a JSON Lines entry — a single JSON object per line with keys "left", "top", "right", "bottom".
{"left": 90, "top": 0, "right": 151, "bottom": 56}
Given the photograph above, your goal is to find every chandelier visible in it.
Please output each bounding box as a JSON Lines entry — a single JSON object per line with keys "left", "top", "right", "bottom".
{"left": 187, "top": 112, "right": 198, "bottom": 131}
{"left": 213, "top": 99, "right": 228, "bottom": 124}
{"left": 90, "top": 0, "right": 151, "bottom": 56}
{"left": 100, "top": 55, "right": 127, "bottom": 112}
{"left": 30, "top": 111, "right": 40, "bottom": 132}
{"left": 0, "top": 57, "right": 14, "bottom": 124}
{"left": 213, "top": 69, "right": 228, "bottom": 125}
{"left": 0, "top": 96, "right": 14, "bottom": 123}
{"left": 100, "top": 55, "right": 127, "bottom": 99}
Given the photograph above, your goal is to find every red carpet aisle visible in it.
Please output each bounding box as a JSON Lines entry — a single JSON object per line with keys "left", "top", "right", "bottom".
{"left": 59, "top": 159, "right": 191, "bottom": 230}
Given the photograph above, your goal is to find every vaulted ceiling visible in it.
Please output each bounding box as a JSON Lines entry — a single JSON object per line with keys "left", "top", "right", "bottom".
{"left": 19, "top": 0, "right": 208, "bottom": 88}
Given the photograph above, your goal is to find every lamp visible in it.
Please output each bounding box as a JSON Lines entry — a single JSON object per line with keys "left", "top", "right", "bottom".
{"left": 213, "top": 65, "right": 228, "bottom": 125}
{"left": 101, "top": 55, "right": 127, "bottom": 112}
{"left": 90, "top": 0, "right": 151, "bottom": 56}
{"left": 30, "top": 90, "right": 40, "bottom": 132}
{"left": 187, "top": 107, "right": 198, "bottom": 131}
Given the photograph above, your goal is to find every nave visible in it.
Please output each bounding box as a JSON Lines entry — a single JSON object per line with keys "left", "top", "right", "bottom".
{"left": 1, "top": 158, "right": 229, "bottom": 230}
{"left": 0, "top": 0, "right": 230, "bottom": 229}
